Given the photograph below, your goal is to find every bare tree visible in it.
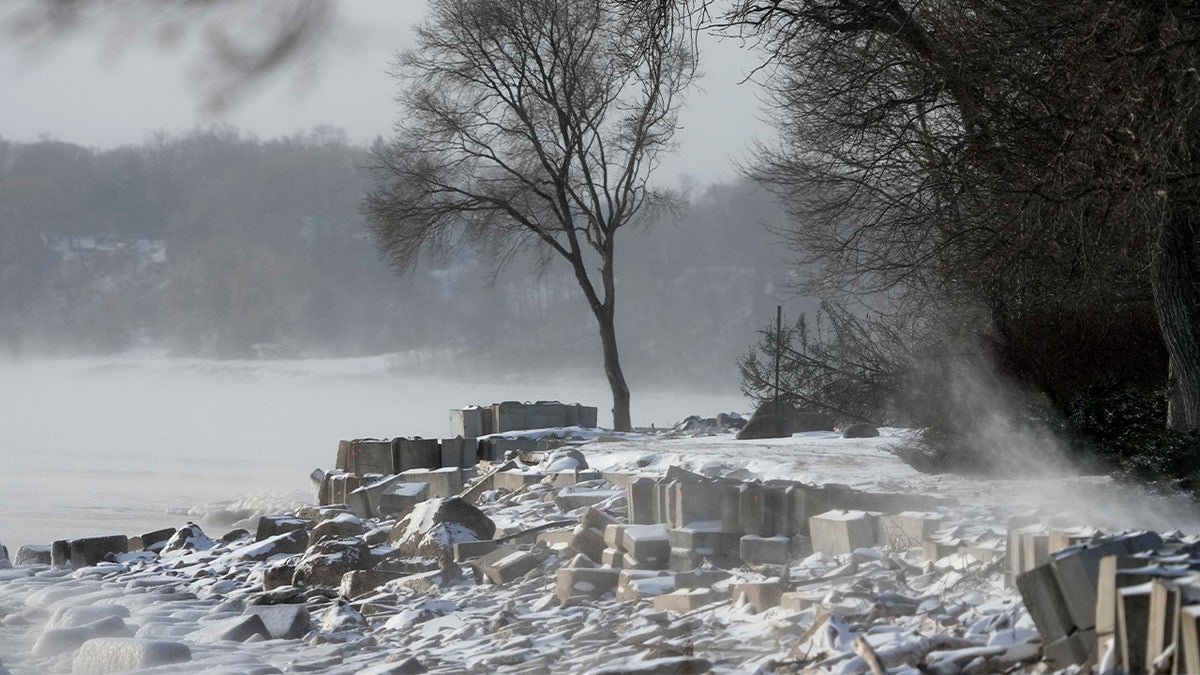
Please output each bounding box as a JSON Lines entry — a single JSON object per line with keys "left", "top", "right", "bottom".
{"left": 364, "top": 0, "right": 696, "bottom": 431}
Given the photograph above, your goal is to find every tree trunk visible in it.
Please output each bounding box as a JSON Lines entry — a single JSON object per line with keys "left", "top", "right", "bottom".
{"left": 1151, "top": 207, "right": 1200, "bottom": 430}
{"left": 596, "top": 307, "right": 633, "bottom": 431}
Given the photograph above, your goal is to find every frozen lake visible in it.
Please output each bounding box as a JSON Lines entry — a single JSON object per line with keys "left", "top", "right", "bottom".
{"left": 0, "top": 354, "right": 746, "bottom": 549}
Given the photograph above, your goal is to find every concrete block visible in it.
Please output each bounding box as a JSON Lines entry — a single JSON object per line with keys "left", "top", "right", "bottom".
{"left": 545, "top": 470, "right": 603, "bottom": 487}
{"left": 1053, "top": 531, "right": 1164, "bottom": 636}
{"left": 255, "top": 516, "right": 306, "bottom": 543}
{"left": 482, "top": 437, "right": 538, "bottom": 462}
{"left": 1119, "top": 582, "right": 1153, "bottom": 674}
{"left": 453, "top": 539, "right": 499, "bottom": 562}
{"left": 622, "top": 525, "right": 671, "bottom": 566}
{"left": 627, "top": 477, "right": 656, "bottom": 525}
{"left": 674, "top": 569, "right": 732, "bottom": 590}
{"left": 618, "top": 572, "right": 676, "bottom": 602}
{"left": 450, "top": 407, "right": 491, "bottom": 439}
{"left": 1096, "top": 555, "right": 1157, "bottom": 663}
{"left": 1016, "top": 562, "right": 1076, "bottom": 643}
{"left": 654, "top": 480, "right": 674, "bottom": 526}
{"left": 668, "top": 528, "right": 740, "bottom": 557}
{"left": 1049, "top": 526, "right": 1099, "bottom": 554}
{"left": 477, "top": 547, "right": 539, "bottom": 585}
{"left": 653, "top": 589, "right": 722, "bottom": 613}
{"left": 492, "top": 470, "right": 543, "bottom": 493}
{"left": 398, "top": 468, "right": 464, "bottom": 498}
{"left": 775, "top": 485, "right": 807, "bottom": 537}
{"left": 394, "top": 438, "right": 441, "bottom": 472}
{"left": 671, "top": 481, "right": 725, "bottom": 529}
{"left": 1023, "top": 532, "right": 1051, "bottom": 573}
{"left": 1147, "top": 579, "right": 1179, "bottom": 674}
{"left": 556, "top": 567, "right": 620, "bottom": 606}
{"left": 602, "top": 548, "right": 625, "bottom": 568}
{"left": 809, "top": 510, "right": 879, "bottom": 555}
{"left": 568, "top": 526, "right": 606, "bottom": 563}
{"left": 338, "top": 439, "right": 394, "bottom": 476}
{"left": 668, "top": 547, "right": 703, "bottom": 572}
{"left": 1045, "top": 629, "right": 1097, "bottom": 671}
{"left": 734, "top": 579, "right": 784, "bottom": 612}
{"left": 603, "top": 472, "right": 637, "bottom": 489}
{"left": 377, "top": 482, "right": 429, "bottom": 518}
{"left": 242, "top": 604, "right": 312, "bottom": 640}
{"left": 1180, "top": 604, "right": 1200, "bottom": 675}
{"left": 581, "top": 507, "right": 620, "bottom": 533}
{"left": 740, "top": 535, "right": 791, "bottom": 566}
{"left": 877, "top": 512, "right": 945, "bottom": 550}
{"left": 781, "top": 591, "right": 827, "bottom": 612}
{"left": 923, "top": 539, "right": 960, "bottom": 561}
{"left": 15, "top": 544, "right": 52, "bottom": 566}
{"left": 605, "top": 524, "right": 630, "bottom": 551}
{"left": 739, "top": 483, "right": 769, "bottom": 536}
{"left": 69, "top": 535, "right": 128, "bottom": 568}
{"left": 493, "top": 401, "right": 527, "bottom": 433}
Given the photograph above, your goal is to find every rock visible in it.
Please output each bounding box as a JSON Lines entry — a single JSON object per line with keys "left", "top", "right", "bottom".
{"left": 70, "top": 638, "right": 191, "bottom": 674}
{"left": 309, "top": 514, "right": 366, "bottom": 546}
{"left": 243, "top": 604, "right": 313, "bottom": 640}
{"left": 736, "top": 413, "right": 793, "bottom": 440}
{"left": 556, "top": 567, "right": 620, "bottom": 606}
{"left": 475, "top": 547, "right": 540, "bottom": 585}
{"left": 190, "top": 614, "right": 271, "bottom": 643}
{"left": 14, "top": 544, "right": 51, "bottom": 566}
{"left": 220, "top": 528, "right": 252, "bottom": 544}
{"left": 387, "top": 498, "right": 496, "bottom": 561}
{"left": 0, "top": 543, "right": 8, "bottom": 568}
{"left": 320, "top": 602, "right": 367, "bottom": 632}
{"left": 355, "top": 656, "right": 427, "bottom": 674}
{"left": 293, "top": 537, "right": 371, "bottom": 588}
{"left": 340, "top": 570, "right": 407, "bottom": 600}
{"left": 257, "top": 515, "right": 309, "bottom": 542}
{"left": 161, "top": 523, "right": 215, "bottom": 554}
{"left": 542, "top": 447, "right": 588, "bottom": 472}
{"left": 69, "top": 535, "right": 129, "bottom": 567}
{"left": 264, "top": 559, "right": 299, "bottom": 591}
{"left": 52, "top": 539, "right": 70, "bottom": 567}
{"left": 842, "top": 422, "right": 880, "bottom": 438}
{"left": 793, "top": 411, "right": 836, "bottom": 432}
{"left": 585, "top": 656, "right": 713, "bottom": 674}
{"left": 46, "top": 605, "right": 130, "bottom": 631}
{"left": 232, "top": 529, "right": 308, "bottom": 562}
{"left": 32, "top": 615, "right": 127, "bottom": 657}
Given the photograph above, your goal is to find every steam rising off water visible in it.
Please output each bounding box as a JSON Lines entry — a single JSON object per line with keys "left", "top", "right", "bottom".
{"left": 0, "top": 354, "right": 744, "bottom": 548}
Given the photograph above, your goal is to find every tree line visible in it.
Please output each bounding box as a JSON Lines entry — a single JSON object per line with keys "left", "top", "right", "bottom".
{"left": 0, "top": 127, "right": 794, "bottom": 391}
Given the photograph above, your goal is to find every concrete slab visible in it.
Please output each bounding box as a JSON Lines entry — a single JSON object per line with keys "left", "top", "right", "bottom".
{"left": 809, "top": 510, "right": 879, "bottom": 556}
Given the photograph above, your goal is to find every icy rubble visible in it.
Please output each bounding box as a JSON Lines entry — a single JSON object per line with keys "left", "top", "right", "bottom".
{"left": 0, "top": 431, "right": 1073, "bottom": 674}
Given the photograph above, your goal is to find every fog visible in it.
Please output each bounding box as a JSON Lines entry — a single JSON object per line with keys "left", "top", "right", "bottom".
{"left": 0, "top": 354, "right": 745, "bottom": 548}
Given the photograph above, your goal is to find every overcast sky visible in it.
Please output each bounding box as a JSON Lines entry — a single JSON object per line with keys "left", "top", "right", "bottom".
{"left": 0, "top": 2, "right": 770, "bottom": 187}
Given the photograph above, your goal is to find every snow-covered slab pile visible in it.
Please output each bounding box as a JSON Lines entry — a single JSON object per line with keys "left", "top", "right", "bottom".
{"left": 0, "top": 425, "right": 1189, "bottom": 674}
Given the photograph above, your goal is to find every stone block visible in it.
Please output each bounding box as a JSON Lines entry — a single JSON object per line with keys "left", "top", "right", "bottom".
{"left": 440, "top": 436, "right": 478, "bottom": 469}
{"left": 242, "top": 604, "right": 312, "bottom": 640}
{"left": 15, "top": 544, "right": 52, "bottom": 566}
{"left": 52, "top": 539, "right": 70, "bottom": 568}
{"left": 556, "top": 567, "right": 620, "bottom": 606}
{"left": 809, "top": 510, "right": 878, "bottom": 555}
{"left": 653, "top": 589, "right": 722, "bottom": 613}
{"left": 622, "top": 525, "right": 671, "bottom": 566}
{"left": 450, "top": 407, "right": 491, "bottom": 439}
{"left": 70, "top": 535, "right": 129, "bottom": 568}
{"left": 492, "top": 470, "right": 543, "bottom": 493}
{"left": 1016, "top": 562, "right": 1076, "bottom": 643}
{"left": 139, "top": 527, "right": 177, "bottom": 553}
{"left": 734, "top": 579, "right": 784, "bottom": 612}
{"left": 394, "top": 438, "right": 441, "bottom": 472}
{"left": 256, "top": 516, "right": 307, "bottom": 543}
{"left": 740, "top": 535, "right": 792, "bottom": 566}
{"left": 877, "top": 512, "right": 945, "bottom": 550}
{"left": 339, "top": 570, "right": 407, "bottom": 600}
{"left": 476, "top": 547, "right": 539, "bottom": 585}
{"left": 452, "top": 539, "right": 499, "bottom": 562}
{"left": 627, "top": 477, "right": 657, "bottom": 525}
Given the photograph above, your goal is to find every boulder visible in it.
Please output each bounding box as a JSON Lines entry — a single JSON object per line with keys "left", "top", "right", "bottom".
{"left": 161, "top": 523, "right": 215, "bottom": 554}
{"left": 257, "top": 515, "right": 309, "bottom": 542}
{"left": 355, "top": 657, "right": 427, "bottom": 674}
{"left": 793, "top": 411, "right": 836, "bottom": 432}
{"left": 231, "top": 529, "right": 307, "bottom": 562}
{"left": 242, "top": 604, "right": 312, "bottom": 640}
{"left": 309, "top": 514, "right": 366, "bottom": 547}
{"left": 263, "top": 559, "right": 298, "bottom": 591}
{"left": 32, "top": 615, "right": 127, "bottom": 657}
{"left": 139, "top": 527, "right": 177, "bottom": 553}
{"left": 0, "top": 543, "right": 8, "bottom": 568}
{"left": 71, "top": 639, "right": 191, "bottom": 674}
{"left": 736, "top": 413, "right": 793, "bottom": 440}
{"left": 387, "top": 498, "right": 496, "bottom": 561}
{"left": 293, "top": 537, "right": 371, "bottom": 588}
{"left": 189, "top": 614, "right": 271, "bottom": 643}
{"left": 542, "top": 448, "right": 588, "bottom": 472}
{"left": 842, "top": 422, "right": 880, "bottom": 438}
